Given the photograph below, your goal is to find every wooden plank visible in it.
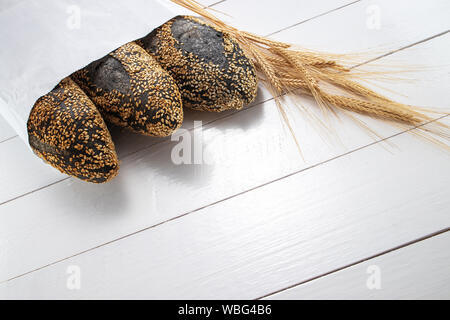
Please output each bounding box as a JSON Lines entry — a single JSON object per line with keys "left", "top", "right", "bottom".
{"left": 0, "top": 138, "right": 65, "bottom": 203}
{"left": 1, "top": 126, "right": 449, "bottom": 299}
{"left": 272, "top": 0, "right": 450, "bottom": 54}
{"left": 267, "top": 232, "right": 450, "bottom": 300}
{"left": 0, "top": 115, "right": 16, "bottom": 143}
{"left": 0, "top": 109, "right": 242, "bottom": 205}
{"left": 0, "top": 7, "right": 449, "bottom": 281}
{"left": 213, "top": 0, "right": 356, "bottom": 36}
{"left": 0, "top": 1, "right": 448, "bottom": 203}
{"left": 1, "top": 0, "right": 449, "bottom": 205}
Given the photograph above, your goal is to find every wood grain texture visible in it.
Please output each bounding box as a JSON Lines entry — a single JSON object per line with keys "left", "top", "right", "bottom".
{"left": 0, "top": 2, "right": 449, "bottom": 283}
{"left": 0, "top": 0, "right": 449, "bottom": 299}
{"left": 1, "top": 128, "right": 449, "bottom": 299}
{"left": 213, "top": 0, "right": 356, "bottom": 36}
{"left": 267, "top": 232, "right": 450, "bottom": 300}
{"left": 0, "top": 138, "right": 65, "bottom": 204}
{"left": 1, "top": 0, "right": 449, "bottom": 204}
{"left": 0, "top": 115, "right": 16, "bottom": 143}
{"left": 272, "top": 0, "right": 450, "bottom": 53}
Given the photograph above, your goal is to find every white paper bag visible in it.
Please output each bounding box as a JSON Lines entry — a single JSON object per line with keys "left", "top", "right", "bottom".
{"left": 0, "top": 0, "right": 187, "bottom": 142}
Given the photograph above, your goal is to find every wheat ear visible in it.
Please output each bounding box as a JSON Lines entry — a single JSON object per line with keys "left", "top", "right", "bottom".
{"left": 170, "top": 0, "right": 450, "bottom": 149}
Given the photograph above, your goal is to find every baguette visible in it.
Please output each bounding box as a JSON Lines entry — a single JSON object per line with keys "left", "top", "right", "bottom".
{"left": 72, "top": 42, "right": 183, "bottom": 137}
{"left": 27, "top": 78, "right": 119, "bottom": 183}
{"left": 138, "top": 16, "right": 258, "bottom": 112}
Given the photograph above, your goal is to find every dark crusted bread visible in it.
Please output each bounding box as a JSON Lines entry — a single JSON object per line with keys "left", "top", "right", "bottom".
{"left": 137, "top": 15, "right": 258, "bottom": 112}
{"left": 27, "top": 77, "right": 119, "bottom": 183}
{"left": 71, "top": 41, "right": 183, "bottom": 137}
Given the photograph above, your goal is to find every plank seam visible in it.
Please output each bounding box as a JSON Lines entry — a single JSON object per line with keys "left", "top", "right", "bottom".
{"left": 266, "top": 0, "right": 361, "bottom": 37}
{"left": 0, "top": 0, "right": 361, "bottom": 148}
{"left": 0, "top": 135, "right": 17, "bottom": 144}
{"left": 1, "top": 30, "right": 448, "bottom": 207}
{"left": 0, "top": 0, "right": 368, "bottom": 205}
{"left": 352, "top": 29, "right": 450, "bottom": 68}
{"left": 1, "top": 113, "right": 447, "bottom": 284}
{"left": 205, "top": 0, "right": 226, "bottom": 8}
{"left": 256, "top": 227, "right": 450, "bottom": 300}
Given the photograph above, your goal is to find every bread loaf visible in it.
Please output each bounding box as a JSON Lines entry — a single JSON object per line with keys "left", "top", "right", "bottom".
{"left": 72, "top": 42, "right": 183, "bottom": 137}
{"left": 138, "top": 16, "right": 258, "bottom": 112}
{"left": 27, "top": 78, "right": 119, "bottom": 183}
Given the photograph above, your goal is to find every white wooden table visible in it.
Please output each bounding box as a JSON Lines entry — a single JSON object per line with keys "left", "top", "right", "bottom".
{"left": 0, "top": 0, "right": 449, "bottom": 299}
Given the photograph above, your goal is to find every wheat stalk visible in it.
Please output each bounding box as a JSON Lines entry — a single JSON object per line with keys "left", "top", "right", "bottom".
{"left": 170, "top": 0, "right": 450, "bottom": 150}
